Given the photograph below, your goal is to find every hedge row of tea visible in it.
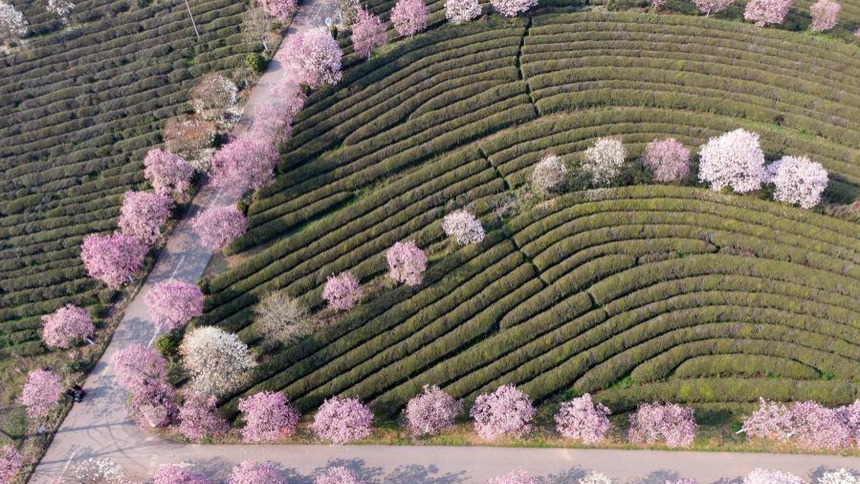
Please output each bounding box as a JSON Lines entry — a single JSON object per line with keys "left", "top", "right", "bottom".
{"left": 0, "top": 0, "right": 254, "bottom": 356}
{"left": 203, "top": 12, "right": 860, "bottom": 419}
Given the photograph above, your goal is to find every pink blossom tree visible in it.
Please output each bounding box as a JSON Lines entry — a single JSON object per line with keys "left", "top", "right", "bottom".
{"left": 490, "top": 0, "right": 538, "bottom": 16}
{"left": 145, "top": 279, "right": 205, "bottom": 331}
{"left": 129, "top": 378, "right": 178, "bottom": 429}
{"left": 143, "top": 149, "right": 195, "bottom": 198}
{"left": 743, "top": 469, "right": 805, "bottom": 484}
{"left": 740, "top": 398, "right": 793, "bottom": 442}
{"left": 445, "top": 0, "right": 481, "bottom": 23}
{"left": 0, "top": 1, "right": 28, "bottom": 43}
{"left": 386, "top": 241, "right": 427, "bottom": 287}
{"left": 272, "top": 79, "right": 306, "bottom": 119}
{"left": 192, "top": 205, "right": 247, "bottom": 252}
{"left": 442, "top": 210, "right": 485, "bottom": 245}
{"left": 531, "top": 154, "right": 568, "bottom": 196}
{"left": 260, "top": 0, "right": 296, "bottom": 18}
{"left": 315, "top": 467, "right": 365, "bottom": 484}
{"left": 80, "top": 232, "right": 147, "bottom": 288}
{"left": 554, "top": 393, "right": 612, "bottom": 444}
{"left": 628, "top": 402, "right": 697, "bottom": 448}
{"left": 249, "top": 103, "right": 292, "bottom": 145}
{"left": 41, "top": 304, "right": 94, "bottom": 349}
{"left": 767, "top": 156, "right": 828, "bottom": 208}
{"left": 228, "top": 460, "right": 285, "bottom": 484}
{"left": 118, "top": 191, "right": 172, "bottom": 246}
{"left": 322, "top": 272, "right": 363, "bottom": 311}
{"left": 810, "top": 0, "right": 840, "bottom": 30}
{"left": 277, "top": 27, "right": 342, "bottom": 88}
{"left": 742, "top": 399, "right": 850, "bottom": 450}
{"left": 177, "top": 391, "right": 229, "bottom": 442}
{"left": 311, "top": 395, "right": 374, "bottom": 443}
{"left": 391, "top": 0, "right": 428, "bottom": 37}
{"left": 153, "top": 464, "right": 211, "bottom": 484}
{"left": 210, "top": 136, "right": 279, "bottom": 195}
{"left": 698, "top": 128, "right": 766, "bottom": 193}
{"left": 692, "top": 0, "right": 734, "bottom": 15}
{"left": 111, "top": 343, "right": 168, "bottom": 394}
{"left": 744, "top": 0, "right": 792, "bottom": 26}
{"left": 404, "top": 385, "right": 462, "bottom": 436}
{"left": 0, "top": 445, "right": 22, "bottom": 484}
{"left": 20, "top": 370, "right": 62, "bottom": 419}
{"left": 351, "top": 8, "right": 387, "bottom": 58}
{"left": 642, "top": 138, "right": 691, "bottom": 182}
{"left": 486, "top": 469, "right": 538, "bottom": 484}
{"left": 836, "top": 400, "right": 860, "bottom": 444}
{"left": 239, "top": 391, "right": 301, "bottom": 442}
{"left": 470, "top": 385, "right": 535, "bottom": 440}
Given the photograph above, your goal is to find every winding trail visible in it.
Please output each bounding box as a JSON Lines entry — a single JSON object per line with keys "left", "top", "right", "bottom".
{"left": 29, "top": 2, "right": 860, "bottom": 482}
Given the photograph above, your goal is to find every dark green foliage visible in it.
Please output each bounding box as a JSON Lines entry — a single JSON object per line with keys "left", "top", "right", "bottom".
{"left": 245, "top": 53, "right": 268, "bottom": 74}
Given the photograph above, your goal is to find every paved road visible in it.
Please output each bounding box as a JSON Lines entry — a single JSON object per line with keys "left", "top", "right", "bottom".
{"left": 29, "top": 2, "right": 860, "bottom": 483}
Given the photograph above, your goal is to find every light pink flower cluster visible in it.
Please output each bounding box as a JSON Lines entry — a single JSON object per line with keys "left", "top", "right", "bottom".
{"left": 642, "top": 138, "right": 691, "bottom": 182}
{"left": 693, "top": 0, "right": 734, "bottom": 15}
{"left": 743, "top": 469, "right": 805, "bottom": 484}
{"left": 486, "top": 469, "right": 538, "bottom": 484}
{"left": 143, "top": 148, "right": 194, "bottom": 198}
{"left": 278, "top": 27, "right": 342, "bottom": 88}
{"left": 386, "top": 241, "right": 427, "bottom": 287}
{"left": 20, "top": 370, "right": 62, "bottom": 419}
{"left": 445, "top": 0, "right": 481, "bottom": 23}
{"left": 530, "top": 154, "right": 568, "bottom": 196}
{"left": 810, "top": 0, "right": 840, "bottom": 30}
{"left": 145, "top": 279, "right": 205, "bottom": 331}
{"left": 404, "top": 385, "right": 462, "bottom": 436}
{"left": 152, "top": 464, "right": 211, "bottom": 484}
{"left": 322, "top": 272, "right": 363, "bottom": 311}
{"left": 312, "top": 395, "right": 374, "bottom": 443}
{"left": 314, "top": 466, "right": 365, "bottom": 484}
{"left": 118, "top": 191, "right": 172, "bottom": 245}
{"left": 228, "top": 460, "right": 285, "bottom": 484}
{"left": 111, "top": 343, "right": 168, "bottom": 393}
{"left": 177, "top": 391, "right": 229, "bottom": 442}
{"left": 210, "top": 136, "right": 279, "bottom": 195}
{"left": 698, "top": 128, "right": 766, "bottom": 193}
{"left": 0, "top": 445, "right": 22, "bottom": 484}
{"left": 391, "top": 0, "right": 428, "bottom": 37}
{"left": 742, "top": 398, "right": 859, "bottom": 450}
{"left": 490, "top": 0, "right": 538, "bottom": 16}
{"left": 442, "top": 209, "right": 484, "bottom": 245}
{"left": 129, "top": 378, "right": 178, "bottom": 429}
{"left": 80, "top": 232, "right": 147, "bottom": 288}
{"left": 554, "top": 393, "right": 612, "bottom": 444}
{"left": 249, "top": 103, "right": 292, "bottom": 145}
{"left": 259, "top": 0, "right": 296, "bottom": 18}
{"left": 41, "top": 304, "right": 94, "bottom": 349}
{"left": 628, "top": 402, "right": 697, "bottom": 448}
{"left": 767, "top": 156, "right": 828, "bottom": 209}
{"left": 239, "top": 391, "right": 301, "bottom": 442}
{"left": 470, "top": 385, "right": 535, "bottom": 440}
{"left": 352, "top": 8, "right": 387, "bottom": 58}
{"left": 744, "top": 0, "right": 792, "bottom": 26}
{"left": 192, "top": 205, "right": 247, "bottom": 252}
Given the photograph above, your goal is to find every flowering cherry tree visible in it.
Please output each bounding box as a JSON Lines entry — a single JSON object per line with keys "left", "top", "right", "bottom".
{"left": 260, "top": 0, "right": 296, "bottom": 18}
{"left": 41, "top": 304, "right": 94, "bottom": 349}
{"left": 404, "top": 385, "right": 462, "bottom": 436}
{"left": 118, "top": 191, "right": 172, "bottom": 245}
{"left": 111, "top": 343, "right": 168, "bottom": 394}
{"left": 486, "top": 469, "right": 538, "bottom": 484}
{"left": 322, "top": 272, "right": 363, "bottom": 311}
{"left": 698, "top": 128, "right": 766, "bottom": 193}
{"left": 470, "top": 385, "right": 535, "bottom": 440}
{"left": 0, "top": 1, "right": 28, "bottom": 43}
{"left": 744, "top": 0, "right": 792, "bottom": 26}
{"left": 153, "top": 464, "right": 211, "bottom": 484}
{"left": 391, "top": 0, "right": 428, "bottom": 37}
{"left": 579, "top": 472, "right": 613, "bottom": 484}
{"left": 145, "top": 279, "right": 204, "bottom": 331}
{"left": 490, "top": 0, "right": 538, "bottom": 16}
{"left": 0, "top": 445, "right": 22, "bottom": 484}
{"left": 628, "top": 402, "right": 697, "bottom": 448}
{"left": 531, "top": 154, "right": 568, "bottom": 196}
{"left": 254, "top": 291, "right": 309, "bottom": 342}
{"left": 278, "top": 27, "right": 342, "bottom": 88}
{"left": 642, "top": 138, "right": 691, "bottom": 182}
{"left": 177, "top": 391, "right": 229, "bottom": 441}
{"left": 352, "top": 8, "right": 386, "bottom": 58}
{"left": 80, "top": 232, "right": 147, "bottom": 288}
{"left": 190, "top": 74, "right": 238, "bottom": 122}
{"left": 71, "top": 458, "right": 130, "bottom": 484}
{"left": 743, "top": 469, "right": 804, "bottom": 484}
{"left": 819, "top": 469, "right": 860, "bottom": 484}
{"left": 192, "top": 205, "right": 247, "bottom": 252}
{"left": 442, "top": 210, "right": 485, "bottom": 245}
{"left": 210, "top": 136, "right": 279, "bottom": 195}
{"left": 742, "top": 399, "right": 851, "bottom": 450}
{"left": 20, "top": 370, "right": 62, "bottom": 419}
{"left": 129, "top": 378, "right": 178, "bottom": 429}
{"left": 47, "top": 0, "right": 75, "bottom": 19}
{"left": 229, "top": 460, "right": 285, "bottom": 484}
{"left": 387, "top": 241, "right": 427, "bottom": 286}
{"left": 312, "top": 395, "right": 374, "bottom": 443}
{"left": 315, "top": 466, "right": 365, "bottom": 484}
{"left": 767, "top": 156, "right": 828, "bottom": 209}
{"left": 583, "top": 137, "right": 626, "bottom": 186}
{"left": 445, "top": 0, "right": 481, "bottom": 23}
{"left": 810, "top": 0, "right": 840, "bottom": 30}
{"left": 692, "top": 0, "right": 734, "bottom": 15}
{"left": 239, "top": 391, "right": 301, "bottom": 442}
{"left": 144, "top": 149, "right": 195, "bottom": 198}
{"left": 272, "top": 80, "right": 306, "bottom": 119}
{"left": 554, "top": 393, "right": 612, "bottom": 444}
{"left": 181, "top": 326, "right": 253, "bottom": 396}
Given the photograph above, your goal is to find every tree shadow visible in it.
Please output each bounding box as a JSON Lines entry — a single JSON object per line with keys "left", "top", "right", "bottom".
{"left": 540, "top": 466, "right": 587, "bottom": 484}
{"left": 384, "top": 463, "right": 468, "bottom": 484}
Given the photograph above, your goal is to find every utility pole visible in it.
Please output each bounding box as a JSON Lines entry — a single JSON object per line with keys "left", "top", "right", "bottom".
{"left": 184, "top": 0, "right": 200, "bottom": 40}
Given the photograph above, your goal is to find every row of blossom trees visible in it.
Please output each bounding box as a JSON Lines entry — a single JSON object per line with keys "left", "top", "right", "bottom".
{"left": 485, "top": 468, "right": 859, "bottom": 484}
{"left": 651, "top": 0, "right": 842, "bottom": 32}
{"left": 741, "top": 398, "right": 860, "bottom": 451}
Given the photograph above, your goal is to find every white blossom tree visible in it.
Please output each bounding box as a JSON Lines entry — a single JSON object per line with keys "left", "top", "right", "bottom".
{"left": 767, "top": 156, "right": 828, "bottom": 209}
{"left": 0, "top": 1, "right": 28, "bottom": 43}
{"left": 181, "top": 326, "right": 254, "bottom": 396}
{"left": 698, "top": 128, "right": 766, "bottom": 193}
{"left": 583, "top": 137, "right": 626, "bottom": 186}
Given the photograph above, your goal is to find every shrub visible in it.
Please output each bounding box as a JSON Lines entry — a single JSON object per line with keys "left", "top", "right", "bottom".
{"left": 245, "top": 53, "right": 267, "bottom": 74}
{"left": 155, "top": 330, "right": 182, "bottom": 359}
{"left": 470, "top": 385, "right": 535, "bottom": 440}
{"left": 312, "top": 396, "right": 374, "bottom": 443}
{"left": 403, "top": 385, "right": 462, "bottom": 436}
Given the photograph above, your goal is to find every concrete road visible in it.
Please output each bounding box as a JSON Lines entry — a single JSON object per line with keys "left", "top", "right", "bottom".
{"left": 28, "top": 1, "right": 860, "bottom": 482}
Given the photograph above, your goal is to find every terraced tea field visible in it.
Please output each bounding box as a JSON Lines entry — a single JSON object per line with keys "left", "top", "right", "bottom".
{"left": 200, "top": 12, "right": 860, "bottom": 422}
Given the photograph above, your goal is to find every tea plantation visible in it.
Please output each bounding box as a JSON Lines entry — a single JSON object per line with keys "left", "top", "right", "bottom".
{"left": 199, "top": 11, "right": 860, "bottom": 422}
